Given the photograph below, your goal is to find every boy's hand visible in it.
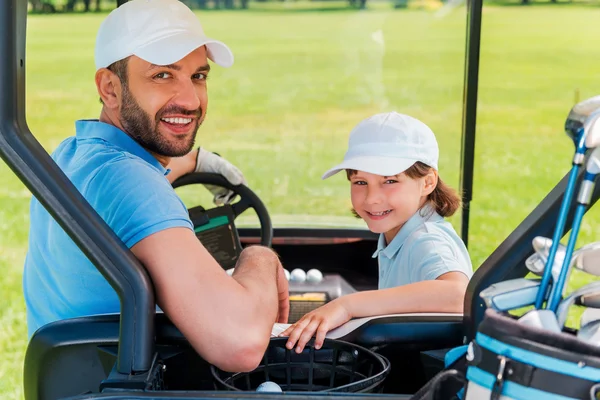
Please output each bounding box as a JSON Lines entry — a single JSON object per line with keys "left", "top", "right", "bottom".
{"left": 279, "top": 298, "right": 351, "bottom": 353}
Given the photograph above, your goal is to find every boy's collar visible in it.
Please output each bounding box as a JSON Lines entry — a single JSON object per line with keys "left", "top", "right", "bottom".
{"left": 372, "top": 203, "right": 440, "bottom": 259}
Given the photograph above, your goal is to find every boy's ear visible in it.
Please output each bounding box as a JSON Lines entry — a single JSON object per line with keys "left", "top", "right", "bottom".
{"left": 422, "top": 169, "right": 438, "bottom": 196}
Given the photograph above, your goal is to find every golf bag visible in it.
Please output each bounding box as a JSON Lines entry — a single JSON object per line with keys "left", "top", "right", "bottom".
{"left": 411, "top": 309, "right": 600, "bottom": 400}
{"left": 464, "top": 309, "right": 600, "bottom": 400}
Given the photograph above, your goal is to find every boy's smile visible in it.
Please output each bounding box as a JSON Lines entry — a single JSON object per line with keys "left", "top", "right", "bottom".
{"left": 365, "top": 209, "right": 393, "bottom": 219}
{"left": 350, "top": 170, "right": 432, "bottom": 244}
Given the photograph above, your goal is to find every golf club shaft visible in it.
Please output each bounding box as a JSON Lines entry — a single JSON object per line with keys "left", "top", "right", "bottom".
{"left": 535, "top": 165, "right": 581, "bottom": 308}
{"left": 547, "top": 204, "right": 586, "bottom": 311}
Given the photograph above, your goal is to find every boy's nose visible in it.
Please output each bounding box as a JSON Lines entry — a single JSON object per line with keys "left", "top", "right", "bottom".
{"left": 364, "top": 186, "right": 384, "bottom": 204}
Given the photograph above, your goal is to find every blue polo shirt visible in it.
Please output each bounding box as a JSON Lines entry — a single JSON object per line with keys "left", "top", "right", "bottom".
{"left": 23, "top": 120, "right": 193, "bottom": 337}
{"left": 373, "top": 204, "right": 472, "bottom": 289}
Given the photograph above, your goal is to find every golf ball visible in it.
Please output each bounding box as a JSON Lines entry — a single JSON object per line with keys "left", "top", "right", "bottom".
{"left": 290, "top": 268, "right": 306, "bottom": 283}
{"left": 306, "top": 268, "right": 323, "bottom": 284}
{"left": 256, "top": 381, "right": 283, "bottom": 392}
{"left": 283, "top": 269, "right": 290, "bottom": 281}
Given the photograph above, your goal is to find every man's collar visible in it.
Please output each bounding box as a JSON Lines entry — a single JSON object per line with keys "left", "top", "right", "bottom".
{"left": 75, "top": 120, "right": 170, "bottom": 176}
{"left": 372, "top": 203, "right": 440, "bottom": 258}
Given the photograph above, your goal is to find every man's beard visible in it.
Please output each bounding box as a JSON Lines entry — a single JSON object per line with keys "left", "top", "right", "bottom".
{"left": 119, "top": 85, "right": 203, "bottom": 157}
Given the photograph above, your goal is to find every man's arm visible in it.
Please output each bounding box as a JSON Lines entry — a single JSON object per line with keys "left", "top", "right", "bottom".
{"left": 166, "top": 148, "right": 247, "bottom": 205}
{"left": 131, "top": 227, "right": 285, "bottom": 372}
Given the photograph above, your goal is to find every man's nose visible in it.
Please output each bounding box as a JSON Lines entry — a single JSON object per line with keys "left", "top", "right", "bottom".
{"left": 173, "top": 78, "right": 201, "bottom": 112}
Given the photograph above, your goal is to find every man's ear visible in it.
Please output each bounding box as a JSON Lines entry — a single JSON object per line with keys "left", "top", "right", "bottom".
{"left": 95, "top": 68, "right": 122, "bottom": 109}
{"left": 422, "top": 169, "right": 438, "bottom": 196}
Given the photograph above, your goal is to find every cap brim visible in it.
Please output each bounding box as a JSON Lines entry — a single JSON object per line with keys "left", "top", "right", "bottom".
{"left": 321, "top": 156, "right": 416, "bottom": 180}
{"left": 134, "top": 31, "right": 234, "bottom": 68}
{"left": 205, "top": 40, "right": 234, "bottom": 68}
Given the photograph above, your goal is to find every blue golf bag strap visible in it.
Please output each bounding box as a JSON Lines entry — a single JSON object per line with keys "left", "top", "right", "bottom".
{"left": 446, "top": 345, "right": 469, "bottom": 368}
{"left": 409, "top": 345, "right": 469, "bottom": 400}
{"left": 468, "top": 336, "right": 600, "bottom": 400}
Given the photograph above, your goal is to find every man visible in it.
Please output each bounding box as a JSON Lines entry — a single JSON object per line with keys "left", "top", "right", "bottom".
{"left": 23, "top": 0, "right": 289, "bottom": 373}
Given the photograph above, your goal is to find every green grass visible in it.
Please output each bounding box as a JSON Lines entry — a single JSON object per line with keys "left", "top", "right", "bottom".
{"left": 2, "top": 2, "right": 600, "bottom": 398}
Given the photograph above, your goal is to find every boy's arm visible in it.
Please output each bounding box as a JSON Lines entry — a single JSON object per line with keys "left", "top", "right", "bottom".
{"left": 342, "top": 271, "right": 468, "bottom": 317}
{"left": 282, "top": 272, "right": 468, "bottom": 353}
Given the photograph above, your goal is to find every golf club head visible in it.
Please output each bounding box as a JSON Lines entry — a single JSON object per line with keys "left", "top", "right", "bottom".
{"left": 580, "top": 308, "right": 600, "bottom": 328}
{"left": 480, "top": 278, "right": 543, "bottom": 311}
{"left": 525, "top": 253, "right": 546, "bottom": 276}
{"left": 574, "top": 245, "right": 600, "bottom": 276}
{"left": 532, "top": 236, "right": 554, "bottom": 254}
{"left": 575, "top": 292, "right": 600, "bottom": 308}
{"left": 577, "top": 318, "right": 600, "bottom": 344}
{"left": 565, "top": 95, "right": 600, "bottom": 142}
{"left": 586, "top": 146, "right": 600, "bottom": 175}
{"left": 577, "top": 304, "right": 600, "bottom": 345}
{"left": 527, "top": 237, "right": 570, "bottom": 304}
{"left": 533, "top": 236, "right": 568, "bottom": 257}
{"left": 528, "top": 236, "right": 566, "bottom": 278}
{"left": 557, "top": 281, "right": 600, "bottom": 328}
{"left": 525, "top": 253, "right": 565, "bottom": 284}
{"left": 518, "top": 309, "right": 561, "bottom": 333}
{"left": 585, "top": 110, "right": 600, "bottom": 148}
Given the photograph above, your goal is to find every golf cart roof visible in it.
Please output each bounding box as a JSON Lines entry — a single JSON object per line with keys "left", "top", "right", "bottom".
{"left": 3, "top": 0, "right": 600, "bottom": 396}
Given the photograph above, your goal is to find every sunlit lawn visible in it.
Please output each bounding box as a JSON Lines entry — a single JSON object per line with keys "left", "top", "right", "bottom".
{"left": 2, "top": 2, "right": 600, "bottom": 398}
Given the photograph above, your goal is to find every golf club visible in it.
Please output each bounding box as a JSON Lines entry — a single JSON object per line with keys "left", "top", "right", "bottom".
{"left": 580, "top": 308, "right": 600, "bottom": 328}
{"left": 577, "top": 318, "right": 600, "bottom": 345}
{"left": 480, "top": 278, "right": 544, "bottom": 311}
{"left": 574, "top": 244, "right": 600, "bottom": 277}
{"left": 481, "top": 237, "right": 566, "bottom": 313}
{"left": 547, "top": 145, "right": 600, "bottom": 312}
{"left": 535, "top": 98, "right": 600, "bottom": 309}
{"left": 557, "top": 281, "right": 600, "bottom": 328}
{"left": 526, "top": 236, "right": 566, "bottom": 277}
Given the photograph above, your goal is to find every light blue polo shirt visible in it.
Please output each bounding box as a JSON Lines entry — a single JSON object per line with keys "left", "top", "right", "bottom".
{"left": 23, "top": 120, "right": 194, "bottom": 337}
{"left": 373, "top": 204, "right": 473, "bottom": 289}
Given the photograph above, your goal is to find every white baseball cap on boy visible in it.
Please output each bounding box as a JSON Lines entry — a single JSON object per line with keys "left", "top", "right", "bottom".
{"left": 94, "top": 0, "right": 234, "bottom": 71}
{"left": 321, "top": 112, "right": 439, "bottom": 180}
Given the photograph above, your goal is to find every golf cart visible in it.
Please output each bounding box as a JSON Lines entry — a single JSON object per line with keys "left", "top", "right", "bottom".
{"left": 3, "top": 0, "right": 600, "bottom": 399}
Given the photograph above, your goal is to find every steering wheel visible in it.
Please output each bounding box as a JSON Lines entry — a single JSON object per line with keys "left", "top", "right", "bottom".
{"left": 171, "top": 172, "right": 273, "bottom": 247}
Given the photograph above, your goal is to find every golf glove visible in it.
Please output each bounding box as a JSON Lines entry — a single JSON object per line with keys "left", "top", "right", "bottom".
{"left": 195, "top": 147, "right": 247, "bottom": 205}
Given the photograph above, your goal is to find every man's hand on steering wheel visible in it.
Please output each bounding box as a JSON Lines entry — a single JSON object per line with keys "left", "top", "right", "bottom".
{"left": 195, "top": 147, "right": 248, "bottom": 205}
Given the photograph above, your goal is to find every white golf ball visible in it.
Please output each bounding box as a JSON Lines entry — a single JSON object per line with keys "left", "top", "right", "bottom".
{"left": 284, "top": 269, "right": 290, "bottom": 281}
{"left": 226, "top": 268, "right": 235, "bottom": 276}
{"left": 256, "top": 381, "right": 282, "bottom": 392}
{"left": 306, "top": 269, "right": 323, "bottom": 284}
{"left": 290, "top": 268, "right": 306, "bottom": 283}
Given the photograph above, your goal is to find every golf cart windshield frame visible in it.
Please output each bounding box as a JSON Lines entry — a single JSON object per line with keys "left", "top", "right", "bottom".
{"left": 3, "top": 0, "right": 600, "bottom": 383}
{"left": 0, "top": 0, "right": 155, "bottom": 375}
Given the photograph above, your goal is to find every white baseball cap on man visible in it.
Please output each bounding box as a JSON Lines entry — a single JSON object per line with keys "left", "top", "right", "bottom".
{"left": 321, "top": 112, "right": 439, "bottom": 180}
{"left": 94, "top": 0, "right": 234, "bottom": 71}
